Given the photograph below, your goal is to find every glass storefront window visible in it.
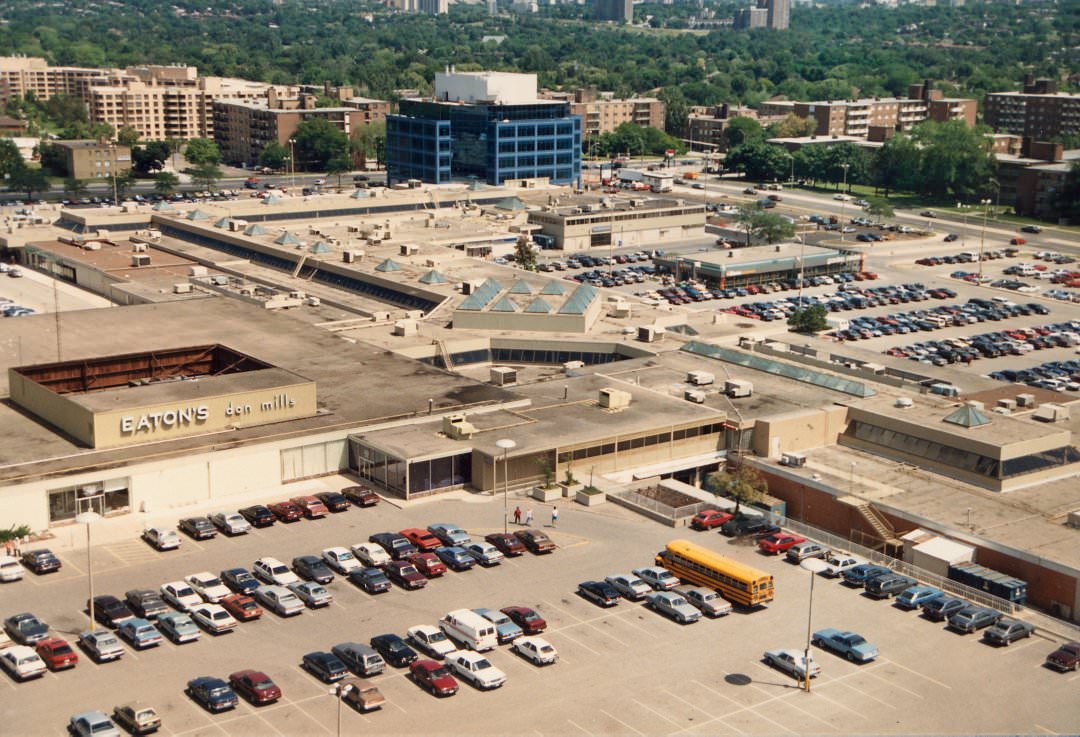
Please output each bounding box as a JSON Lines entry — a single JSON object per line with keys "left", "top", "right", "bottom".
{"left": 48, "top": 478, "right": 130, "bottom": 524}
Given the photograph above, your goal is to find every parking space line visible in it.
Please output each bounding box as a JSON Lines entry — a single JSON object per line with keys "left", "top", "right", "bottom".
{"left": 998, "top": 639, "right": 1038, "bottom": 655}
{"left": 1068, "top": 672, "right": 1080, "bottom": 683}
{"left": 600, "top": 709, "right": 646, "bottom": 736}
{"left": 858, "top": 667, "right": 921, "bottom": 699}
{"left": 566, "top": 718, "right": 595, "bottom": 736}
{"left": 633, "top": 696, "right": 684, "bottom": 727}
{"left": 659, "top": 687, "right": 713, "bottom": 722}
{"left": 878, "top": 658, "right": 951, "bottom": 690}
{"left": 746, "top": 666, "right": 841, "bottom": 726}
{"left": 0, "top": 675, "right": 16, "bottom": 690}
{"left": 828, "top": 678, "right": 895, "bottom": 709}
{"left": 553, "top": 628, "right": 601, "bottom": 656}
{"left": 1035, "top": 725, "right": 1061, "bottom": 735}
{"left": 803, "top": 687, "right": 868, "bottom": 720}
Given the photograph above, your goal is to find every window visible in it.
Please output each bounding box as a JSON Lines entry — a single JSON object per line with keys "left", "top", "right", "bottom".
{"left": 281, "top": 440, "right": 347, "bottom": 482}
{"left": 48, "top": 477, "right": 130, "bottom": 524}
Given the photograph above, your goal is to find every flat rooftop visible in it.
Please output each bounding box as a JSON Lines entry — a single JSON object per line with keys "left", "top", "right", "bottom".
{"left": 660, "top": 242, "right": 843, "bottom": 269}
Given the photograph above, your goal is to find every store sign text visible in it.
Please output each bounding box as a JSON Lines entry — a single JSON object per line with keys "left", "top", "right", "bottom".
{"left": 120, "top": 405, "right": 210, "bottom": 434}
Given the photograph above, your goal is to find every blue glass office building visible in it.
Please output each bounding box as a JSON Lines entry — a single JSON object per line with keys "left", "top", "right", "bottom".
{"left": 387, "top": 99, "right": 582, "bottom": 186}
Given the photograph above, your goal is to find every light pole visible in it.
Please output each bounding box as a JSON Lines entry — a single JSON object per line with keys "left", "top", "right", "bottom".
{"left": 978, "top": 198, "right": 992, "bottom": 281}
{"left": 838, "top": 163, "right": 850, "bottom": 243}
{"left": 956, "top": 202, "right": 970, "bottom": 249}
{"left": 75, "top": 511, "right": 101, "bottom": 631}
{"left": 331, "top": 681, "right": 354, "bottom": 737}
{"left": 288, "top": 139, "right": 297, "bottom": 189}
{"left": 496, "top": 439, "right": 517, "bottom": 534}
{"left": 800, "top": 558, "right": 829, "bottom": 692}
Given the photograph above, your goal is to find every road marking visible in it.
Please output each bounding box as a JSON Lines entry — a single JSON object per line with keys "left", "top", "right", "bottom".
{"left": 634, "top": 696, "right": 684, "bottom": 727}
{"left": 566, "top": 719, "right": 595, "bottom": 736}
{"left": 829, "top": 678, "right": 895, "bottom": 708}
{"left": 860, "top": 667, "right": 921, "bottom": 699}
{"left": 804, "top": 687, "right": 867, "bottom": 719}
{"left": 600, "top": 709, "right": 647, "bottom": 736}
{"left": 552, "top": 628, "right": 601, "bottom": 656}
{"left": 1034, "top": 725, "right": 1061, "bottom": 735}
{"left": 878, "top": 657, "right": 951, "bottom": 690}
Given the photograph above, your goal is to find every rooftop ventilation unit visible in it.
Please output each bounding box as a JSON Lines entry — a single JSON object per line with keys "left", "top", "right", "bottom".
{"left": 130, "top": 253, "right": 151, "bottom": 267}
{"left": 1015, "top": 393, "right": 1037, "bottom": 408}
{"left": 442, "top": 414, "right": 477, "bottom": 440}
{"left": 895, "top": 397, "right": 914, "bottom": 409}
{"left": 780, "top": 452, "right": 807, "bottom": 467}
{"left": 598, "top": 388, "right": 632, "bottom": 410}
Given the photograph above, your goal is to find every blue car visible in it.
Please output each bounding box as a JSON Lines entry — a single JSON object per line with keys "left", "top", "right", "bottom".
{"left": 348, "top": 567, "right": 391, "bottom": 594}
{"left": 187, "top": 676, "right": 238, "bottom": 712}
{"left": 473, "top": 608, "right": 523, "bottom": 643}
{"left": 221, "top": 567, "right": 260, "bottom": 595}
{"left": 812, "top": 629, "right": 879, "bottom": 663}
{"left": 895, "top": 585, "right": 944, "bottom": 610}
{"left": 435, "top": 546, "right": 476, "bottom": 571}
{"left": 841, "top": 564, "right": 891, "bottom": 588}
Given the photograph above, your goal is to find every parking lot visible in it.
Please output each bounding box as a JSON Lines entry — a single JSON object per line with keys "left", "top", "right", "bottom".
{"left": 3, "top": 488, "right": 1078, "bottom": 736}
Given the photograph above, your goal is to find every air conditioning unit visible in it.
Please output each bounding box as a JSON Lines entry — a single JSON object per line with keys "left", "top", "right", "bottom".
{"left": 189, "top": 265, "right": 208, "bottom": 277}
{"left": 442, "top": 414, "right": 477, "bottom": 440}
{"left": 131, "top": 242, "right": 148, "bottom": 253}
{"left": 687, "top": 371, "right": 715, "bottom": 386}
{"left": 599, "top": 388, "right": 632, "bottom": 410}
{"left": 997, "top": 398, "right": 1017, "bottom": 410}
{"left": 490, "top": 366, "right": 517, "bottom": 386}
{"left": 895, "top": 397, "right": 914, "bottom": 409}
{"left": 780, "top": 452, "right": 807, "bottom": 468}
{"left": 400, "top": 244, "right": 419, "bottom": 256}
{"left": 130, "top": 253, "right": 151, "bottom": 267}
{"left": 637, "top": 326, "right": 664, "bottom": 343}
{"left": 684, "top": 389, "right": 706, "bottom": 404}
{"left": 1016, "top": 393, "right": 1036, "bottom": 408}
{"left": 173, "top": 283, "right": 193, "bottom": 294}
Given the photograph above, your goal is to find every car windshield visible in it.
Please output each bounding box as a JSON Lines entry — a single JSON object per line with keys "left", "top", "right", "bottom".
{"left": 208, "top": 687, "right": 229, "bottom": 697}
{"left": 254, "top": 679, "right": 274, "bottom": 690}
{"left": 52, "top": 644, "right": 74, "bottom": 655}
{"left": 176, "top": 586, "right": 195, "bottom": 597}
{"left": 431, "top": 667, "right": 450, "bottom": 678}
{"left": 539, "top": 645, "right": 554, "bottom": 653}
{"left": 475, "top": 658, "right": 492, "bottom": 669}
{"left": 202, "top": 577, "right": 222, "bottom": 587}
{"left": 309, "top": 586, "right": 327, "bottom": 595}
{"left": 488, "top": 613, "right": 510, "bottom": 624}
{"left": 135, "top": 710, "right": 155, "bottom": 721}
{"left": 337, "top": 551, "right": 355, "bottom": 561}
{"left": 271, "top": 565, "right": 288, "bottom": 575}
{"left": 212, "top": 611, "right": 230, "bottom": 621}
{"left": 90, "top": 721, "right": 113, "bottom": 734}
{"left": 236, "top": 572, "right": 255, "bottom": 581}
{"left": 400, "top": 566, "right": 418, "bottom": 575}
{"left": 522, "top": 611, "right": 540, "bottom": 621}
{"left": 429, "top": 631, "right": 447, "bottom": 642}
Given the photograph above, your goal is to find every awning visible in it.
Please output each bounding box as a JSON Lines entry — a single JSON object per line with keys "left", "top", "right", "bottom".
{"left": 603, "top": 451, "right": 727, "bottom": 484}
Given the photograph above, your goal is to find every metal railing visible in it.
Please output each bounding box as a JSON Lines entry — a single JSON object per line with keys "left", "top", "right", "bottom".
{"left": 611, "top": 489, "right": 710, "bottom": 522}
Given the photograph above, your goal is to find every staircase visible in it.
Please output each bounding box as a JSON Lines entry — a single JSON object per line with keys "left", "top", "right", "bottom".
{"left": 291, "top": 254, "right": 308, "bottom": 278}
{"left": 839, "top": 496, "right": 903, "bottom": 551}
{"left": 435, "top": 339, "right": 454, "bottom": 371}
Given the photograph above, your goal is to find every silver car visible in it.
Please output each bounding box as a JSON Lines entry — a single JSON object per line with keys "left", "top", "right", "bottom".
{"left": 288, "top": 581, "right": 334, "bottom": 608}
{"left": 255, "top": 585, "right": 304, "bottom": 616}
{"left": 680, "top": 587, "right": 733, "bottom": 617}
{"left": 645, "top": 591, "right": 700, "bottom": 624}
{"left": 464, "top": 542, "right": 503, "bottom": 567}
{"left": 605, "top": 574, "right": 652, "bottom": 601}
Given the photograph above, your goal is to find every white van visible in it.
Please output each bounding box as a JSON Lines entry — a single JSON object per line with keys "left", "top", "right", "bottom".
{"left": 439, "top": 609, "right": 498, "bottom": 652}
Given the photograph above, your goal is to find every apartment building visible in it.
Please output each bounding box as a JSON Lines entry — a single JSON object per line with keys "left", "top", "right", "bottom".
{"left": 734, "top": 0, "right": 788, "bottom": 30}
{"left": 52, "top": 140, "right": 132, "bottom": 180}
{"left": 0, "top": 56, "right": 111, "bottom": 107}
{"left": 594, "top": 0, "right": 633, "bottom": 23}
{"left": 984, "top": 77, "right": 1080, "bottom": 140}
{"left": 791, "top": 82, "right": 975, "bottom": 138}
{"left": 541, "top": 88, "right": 665, "bottom": 138}
{"left": 686, "top": 104, "right": 783, "bottom": 152}
{"left": 214, "top": 88, "right": 383, "bottom": 166}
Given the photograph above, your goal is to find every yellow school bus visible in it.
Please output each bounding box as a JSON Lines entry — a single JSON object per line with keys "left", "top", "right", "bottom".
{"left": 656, "top": 539, "right": 774, "bottom": 607}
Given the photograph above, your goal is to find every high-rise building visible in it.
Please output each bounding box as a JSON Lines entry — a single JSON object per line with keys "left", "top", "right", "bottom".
{"left": 764, "top": 0, "right": 789, "bottom": 30}
{"left": 541, "top": 87, "right": 665, "bottom": 138}
{"left": 594, "top": 0, "right": 633, "bottom": 23}
{"left": 387, "top": 70, "right": 581, "bottom": 185}
{"left": 0, "top": 56, "right": 111, "bottom": 107}
{"left": 733, "top": 7, "right": 767, "bottom": 28}
{"left": 734, "top": 0, "right": 786, "bottom": 30}
{"left": 984, "top": 77, "right": 1080, "bottom": 140}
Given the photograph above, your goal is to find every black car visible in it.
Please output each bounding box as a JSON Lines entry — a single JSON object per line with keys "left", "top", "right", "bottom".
{"left": 315, "top": 491, "right": 350, "bottom": 513}
{"left": 944, "top": 233, "right": 959, "bottom": 242}
{"left": 720, "top": 515, "right": 781, "bottom": 538}
{"left": 369, "top": 532, "right": 418, "bottom": 561}
{"left": 292, "top": 555, "right": 335, "bottom": 584}
{"left": 178, "top": 517, "right": 217, "bottom": 540}
{"left": 187, "top": 676, "right": 238, "bottom": 712}
{"left": 1020, "top": 225, "right": 1042, "bottom": 234}
{"left": 238, "top": 505, "right": 276, "bottom": 528}
{"left": 124, "top": 589, "right": 168, "bottom": 619}
{"left": 4, "top": 612, "right": 48, "bottom": 645}
{"left": 19, "top": 549, "right": 61, "bottom": 574}
{"left": 91, "top": 595, "right": 136, "bottom": 628}
{"left": 922, "top": 596, "right": 968, "bottom": 622}
{"left": 577, "top": 580, "right": 622, "bottom": 607}
{"left": 221, "top": 567, "right": 261, "bottom": 595}
{"left": 348, "top": 567, "right": 391, "bottom": 594}
{"left": 302, "top": 651, "right": 348, "bottom": 682}
{"left": 370, "top": 634, "right": 418, "bottom": 668}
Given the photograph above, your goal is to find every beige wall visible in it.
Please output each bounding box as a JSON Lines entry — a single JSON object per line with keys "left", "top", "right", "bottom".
{"left": 8, "top": 370, "right": 97, "bottom": 446}
{"left": 752, "top": 405, "right": 847, "bottom": 458}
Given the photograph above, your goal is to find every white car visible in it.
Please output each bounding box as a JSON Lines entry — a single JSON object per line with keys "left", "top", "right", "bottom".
{"left": 463, "top": 542, "right": 504, "bottom": 567}
{"left": 0, "top": 555, "right": 25, "bottom": 582}
{"left": 604, "top": 574, "right": 652, "bottom": 601}
{"left": 0, "top": 645, "right": 47, "bottom": 680}
{"left": 185, "top": 572, "right": 231, "bottom": 603}
{"left": 322, "top": 547, "right": 362, "bottom": 574}
{"left": 445, "top": 650, "right": 507, "bottom": 690}
{"left": 255, "top": 585, "right": 305, "bottom": 616}
{"left": 646, "top": 591, "right": 701, "bottom": 624}
{"left": 253, "top": 557, "right": 300, "bottom": 586}
{"left": 160, "top": 581, "right": 203, "bottom": 611}
{"left": 190, "top": 604, "right": 238, "bottom": 634}
{"left": 209, "top": 512, "right": 252, "bottom": 536}
{"left": 351, "top": 543, "right": 391, "bottom": 568}
{"left": 763, "top": 648, "right": 821, "bottom": 680}
{"left": 407, "top": 624, "right": 456, "bottom": 659}
{"left": 142, "top": 527, "right": 181, "bottom": 551}
{"left": 821, "top": 553, "right": 864, "bottom": 578}
{"left": 512, "top": 636, "right": 558, "bottom": 666}
{"left": 632, "top": 566, "right": 679, "bottom": 591}
{"left": 833, "top": 193, "right": 851, "bottom": 201}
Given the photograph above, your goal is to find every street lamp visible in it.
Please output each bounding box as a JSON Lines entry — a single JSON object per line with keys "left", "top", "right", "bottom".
{"left": 496, "top": 439, "right": 517, "bottom": 534}
{"left": 800, "top": 558, "right": 830, "bottom": 692}
{"left": 288, "top": 139, "right": 297, "bottom": 189}
{"left": 331, "top": 681, "right": 354, "bottom": 737}
{"left": 838, "top": 163, "right": 851, "bottom": 243}
{"left": 956, "top": 202, "right": 970, "bottom": 249}
{"left": 75, "top": 511, "right": 101, "bottom": 631}
{"left": 978, "top": 198, "right": 992, "bottom": 281}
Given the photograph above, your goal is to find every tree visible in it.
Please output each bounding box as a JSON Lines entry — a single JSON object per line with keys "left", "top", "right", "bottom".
{"left": 349, "top": 121, "right": 386, "bottom": 170}
{"left": 105, "top": 171, "right": 135, "bottom": 201}
{"left": 734, "top": 201, "right": 765, "bottom": 246}
{"left": 767, "top": 113, "right": 816, "bottom": 139}
{"left": 864, "top": 196, "right": 894, "bottom": 222}
{"left": 259, "top": 141, "right": 289, "bottom": 171}
{"left": 788, "top": 304, "right": 829, "bottom": 334}
{"left": 754, "top": 211, "right": 796, "bottom": 244}
{"left": 659, "top": 88, "right": 689, "bottom": 138}
{"left": 703, "top": 463, "right": 768, "bottom": 516}
{"left": 154, "top": 171, "right": 179, "bottom": 195}
{"left": 292, "top": 117, "right": 349, "bottom": 171}
{"left": 911, "top": 120, "right": 996, "bottom": 200}
{"left": 116, "top": 126, "right": 140, "bottom": 148}
{"left": 63, "top": 177, "right": 88, "bottom": 199}
{"left": 514, "top": 235, "right": 537, "bottom": 271}
{"left": 7, "top": 165, "right": 50, "bottom": 200}
{"left": 132, "top": 141, "right": 170, "bottom": 174}
{"left": 725, "top": 143, "right": 791, "bottom": 182}
{"left": 0, "top": 138, "right": 24, "bottom": 179}
{"left": 183, "top": 137, "right": 221, "bottom": 167}
{"left": 871, "top": 134, "right": 919, "bottom": 196}
{"left": 190, "top": 163, "right": 223, "bottom": 190}
{"left": 723, "top": 117, "right": 764, "bottom": 150}
{"left": 326, "top": 153, "right": 352, "bottom": 190}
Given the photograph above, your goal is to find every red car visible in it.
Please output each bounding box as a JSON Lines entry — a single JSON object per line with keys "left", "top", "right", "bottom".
{"left": 400, "top": 528, "right": 441, "bottom": 552}
{"left": 221, "top": 594, "right": 262, "bottom": 622}
{"left": 341, "top": 485, "right": 379, "bottom": 507}
{"left": 228, "top": 669, "right": 282, "bottom": 704}
{"left": 757, "top": 532, "right": 806, "bottom": 555}
{"left": 268, "top": 500, "right": 303, "bottom": 523}
{"left": 36, "top": 637, "right": 78, "bottom": 670}
{"left": 1010, "top": 237, "right": 1026, "bottom": 245}
{"left": 408, "top": 553, "right": 447, "bottom": 578}
{"left": 484, "top": 533, "right": 525, "bottom": 557}
{"left": 690, "top": 509, "right": 733, "bottom": 531}
{"left": 500, "top": 606, "right": 546, "bottom": 635}
{"left": 290, "top": 495, "right": 328, "bottom": 519}
{"left": 409, "top": 659, "right": 458, "bottom": 697}
{"left": 385, "top": 561, "right": 427, "bottom": 590}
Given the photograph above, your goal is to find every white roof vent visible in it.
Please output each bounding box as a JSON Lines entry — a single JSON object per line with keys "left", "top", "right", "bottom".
{"left": 895, "top": 397, "right": 913, "bottom": 409}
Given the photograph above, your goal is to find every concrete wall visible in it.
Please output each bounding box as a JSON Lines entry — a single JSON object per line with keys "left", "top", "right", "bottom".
{"left": 752, "top": 405, "right": 847, "bottom": 458}
{"left": 8, "top": 370, "right": 96, "bottom": 446}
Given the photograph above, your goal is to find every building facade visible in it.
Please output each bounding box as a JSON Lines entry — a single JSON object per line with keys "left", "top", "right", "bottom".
{"left": 790, "top": 82, "right": 976, "bottom": 138}
{"left": 542, "top": 88, "right": 665, "bottom": 138}
{"left": 984, "top": 77, "right": 1080, "bottom": 140}
{"left": 387, "top": 72, "right": 581, "bottom": 186}
{"left": 0, "top": 56, "right": 111, "bottom": 107}
{"left": 735, "top": 0, "right": 786, "bottom": 29}
{"left": 52, "top": 140, "right": 132, "bottom": 180}
{"left": 594, "top": 0, "right": 634, "bottom": 22}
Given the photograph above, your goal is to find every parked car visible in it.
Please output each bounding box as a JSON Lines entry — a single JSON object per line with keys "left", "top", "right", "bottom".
{"left": 841, "top": 564, "right": 891, "bottom": 587}
{"left": 428, "top": 523, "right": 470, "bottom": 547}
{"left": 253, "top": 557, "right": 300, "bottom": 587}
{"left": 983, "top": 618, "right": 1035, "bottom": 646}
{"left": 434, "top": 546, "right": 476, "bottom": 571}
{"left": 0, "top": 556, "right": 23, "bottom": 582}
{"left": 254, "top": 585, "right": 304, "bottom": 617}
{"left": 464, "top": 542, "right": 504, "bottom": 567}
{"left": 348, "top": 567, "right": 391, "bottom": 594}
{"left": 221, "top": 567, "right": 260, "bottom": 596}
{"left": 20, "top": 549, "right": 61, "bottom": 574}
{"left": 156, "top": 613, "right": 200, "bottom": 644}
{"left": 681, "top": 587, "right": 733, "bottom": 617}
{"left": 895, "top": 585, "right": 944, "bottom": 610}
{"left": 407, "top": 625, "right": 456, "bottom": 660}
{"left": 292, "top": 555, "right": 335, "bottom": 584}
{"left": 758, "top": 533, "right": 806, "bottom": 555}
{"left": 721, "top": 515, "right": 780, "bottom": 538}
{"left": 922, "top": 596, "right": 969, "bottom": 622}
{"left": 501, "top": 606, "right": 547, "bottom": 634}
{"left": 604, "top": 573, "right": 652, "bottom": 601}
{"left": 322, "top": 547, "right": 362, "bottom": 574}
{"left": 341, "top": 485, "right": 380, "bottom": 507}
{"left": 238, "top": 505, "right": 276, "bottom": 528}
{"left": 821, "top": 553, "right": 863, "bottom": 578}
{"left": 78, "top": 630, "right": 124, "bottom": 662}
{"left": 445, "top": 650, "right": 507, "bottom": 690}
{"left": 290, "top": 495, "right": 329, "bottom": 518}
{"left": 514, "top": 528, "right": 556, "bottom": 554}
{"left": 785, "top": 542, "right": 829, "bottom": 563}
{"left": 340, "top": 677, "right": 386, "bottom": 712}
{"left": 473, "top": 608, "right": 523, "bottom": 644}
{"left": 812, "top": 628, "right": 879, "bottom": 662}
{"left": 186, "top": 676, "right": 238, "bottom": 712}
{"left": 303, "top": 651, "right": 348, "bottom": 682}
{"left": 142, "top": 527, "right": 182, "bottom": 551}
{"left": 384, "top": 561, "right": 427, "bottom": 590}
{"left": 763, "top": 648, "right": 821, "bottom": 680}
{"left": 36, "top": 636, "right": 78, "bottom": 670}
{"left": 314, "top": 491, "right": 350, "bottom": 513}
{"left": 578, "top": 580, "right": 622, "bottom": 607}
{"left": 209, "top": 512, "right": 251, "bottom": 536}
{"left": 4, "top": 614, "right": 49, "bottom": 647}
{"left": 185, "top": 572, "right": 231, "bottom": 603}
{"left": 352, "top": 542, "right": 392, "bottom": 567}
{"left": 110, "top": 703, "right": 160, "bottom": 735}
{"left": 865, "top": 574, "right": 916, "bottom": 599}
{"left": 332, "top": 642, "right": 385, "bottom": 677}
{"left": 221, "top": 593, "right": 262, "bottom": 621}
{"left": 369, "top": 532, "right": 418, "bottom": 560}
{"left": 512, "top": 636, "right": 559, "bottom": 666}
{"left": 633, "top": 566, "right": 680, "bottom": 591}
{"left": 228, "top": 669, "right": 281, "bottom": 704}
{"left": 288, "top": 581, "right": 334, "bottom": 608}
{"left": 371, "top": 634, "right": 419, "bottom": 668}
{"left": 125, "top": 589, "right": 168, "bottom": 620}
{"left": 178, "top": 517, "right": 216, "bottom": 540}
{"left": 1044, "top": 641, "right": 1080, "bottom": 672}
{"left": 690, "top": 509, "right": 734, "bottom": 531}
{"left": 117, "top": 618, "right": 163, "bottom": 649}
{"left": 484, "top": 532, "right": 526, "bottom": 557}
{"left": 401, "top": 527, "right": 442, "bottom": 551}
{"left": 410, "top": 659, "right": 459, "bottom": 697}
{"left": 646, "top": 591, "right": 701, "bottom": 624}
{"left": 191, "top": 604, "right": 238, "bottom": 634}
{"left": 268, "top": 500, "right": 303, "bottom": 523}
{"left": 947, "top": 606, "right": 1003, "bottom": 634}
{"left": 68, "top": 711, "right": 120, "bottom": 737}
{"left": 408, "top": 552, "right": 448, "bottom": 578}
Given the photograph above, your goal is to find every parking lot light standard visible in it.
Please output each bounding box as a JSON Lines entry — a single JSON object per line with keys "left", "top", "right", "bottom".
{"left": 331, "top": 681, "right": 353, "bottom": 737}
{"left": 838, "top": 164, "right": 850, "bottom": 243}
{"left": 75, "top": 511, "right": 101, "bottom": 632}
{"left": 979, "top": 198, "right": 992, "bottom": 281}
{"left": 800, "top": 558, "right": 830, "bottom": 693}
{"left": 496, "top": 438, "right": 517, "bottom": 535}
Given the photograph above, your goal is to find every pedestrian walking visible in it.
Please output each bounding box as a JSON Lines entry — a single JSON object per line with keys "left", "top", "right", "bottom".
{"left": 551, "top": 506, "right": 559, "bottom": 528}
{"left": 3, "top": 540, "right": 12, "bottom": 557}
{"left": 525, "top": 508, "right": 534, "bottom": 526}
{"left": 513, "top": 506, "right": 522, "bottom": 525}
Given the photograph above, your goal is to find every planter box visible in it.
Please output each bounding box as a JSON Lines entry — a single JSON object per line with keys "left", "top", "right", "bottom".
{"left": 559, "top": 482, "right": 583, "bottom": 499}
{"left": 576, "top": 489, "right": 606, "bottom": 507}
{"left": 532, "top": 486, "right": 561, "bottom": 502}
